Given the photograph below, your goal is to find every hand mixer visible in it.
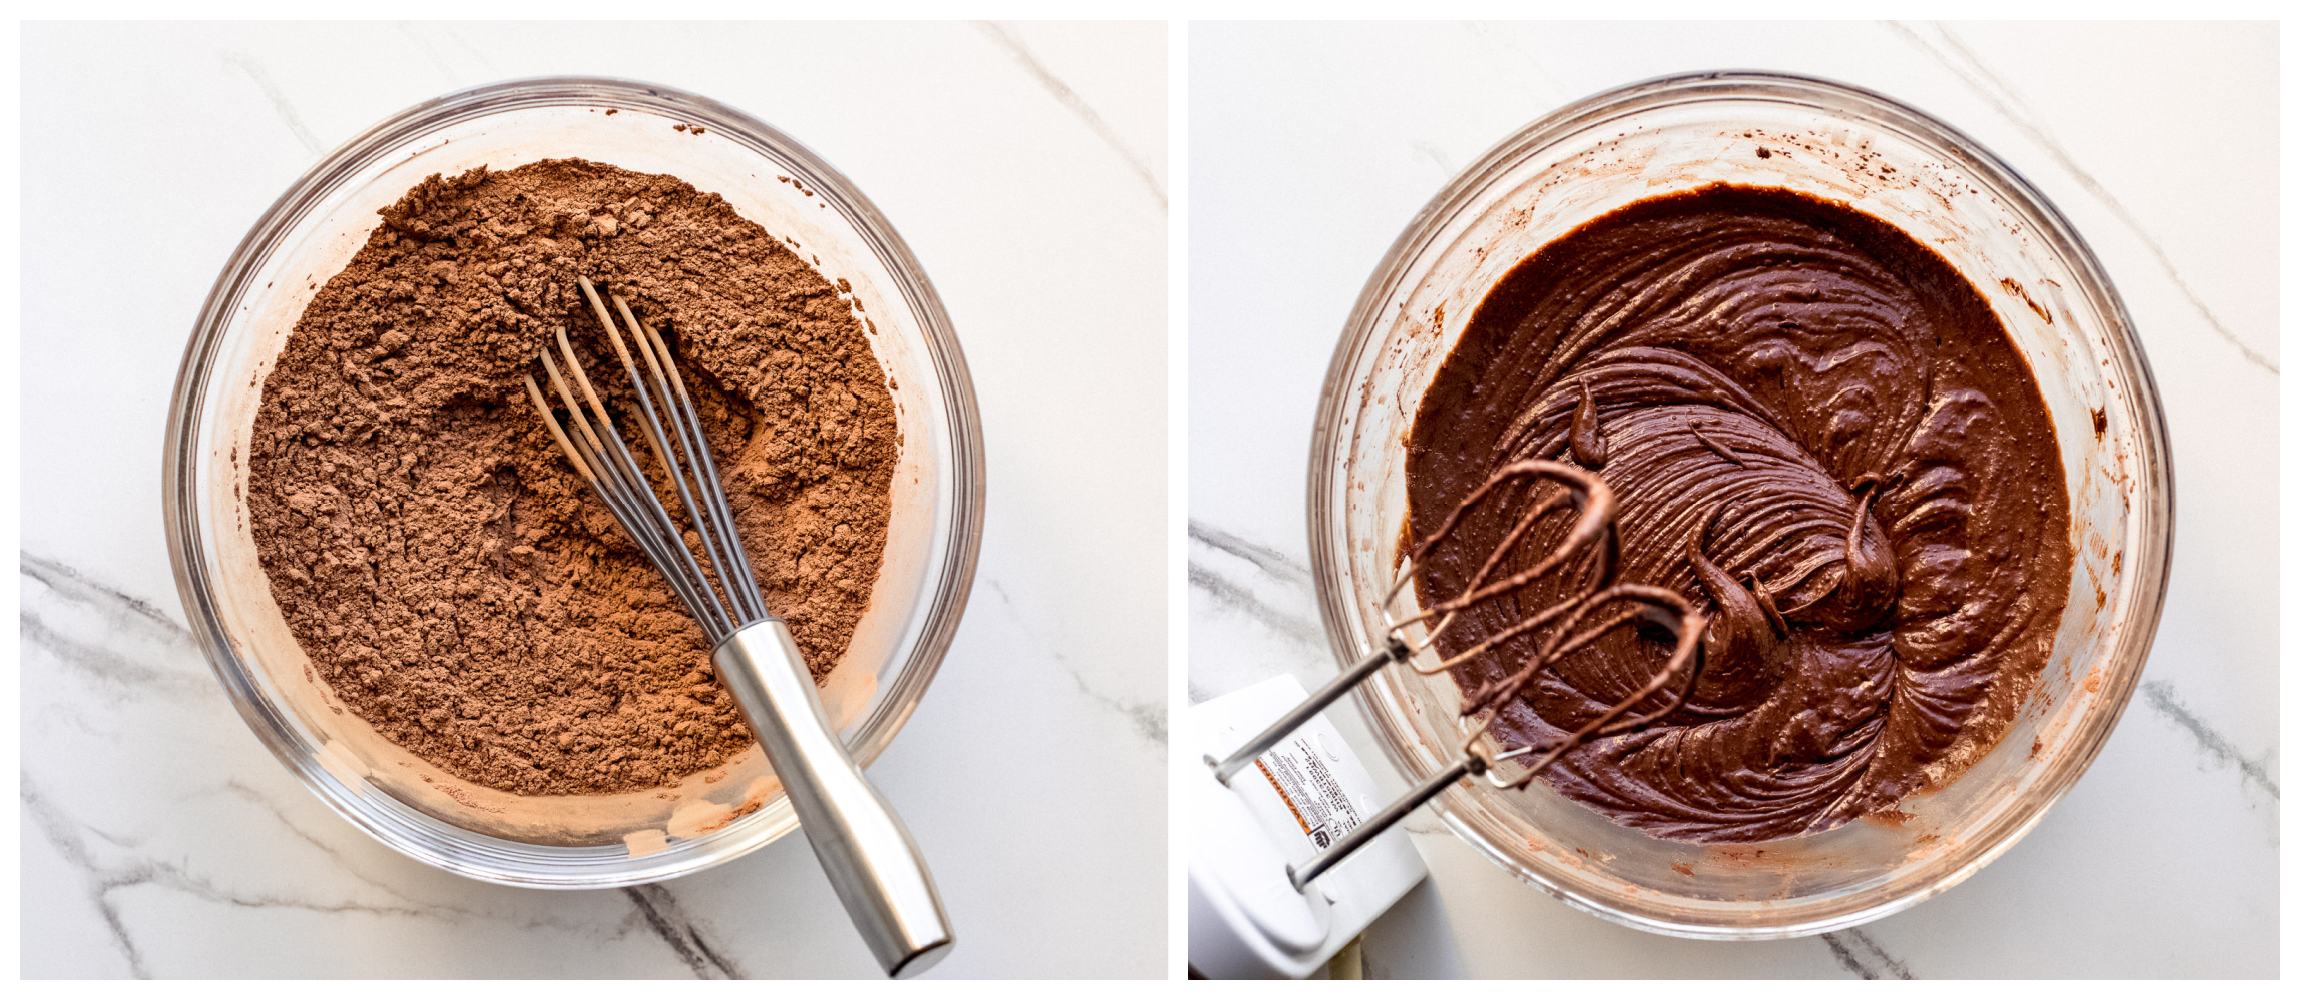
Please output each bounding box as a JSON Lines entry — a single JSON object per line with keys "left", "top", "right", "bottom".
{"left": 523, "top": 277, "right": 952, "bottom": 978}
{"left": 1190, "top": 460, "right": 1707, "bottom": 977}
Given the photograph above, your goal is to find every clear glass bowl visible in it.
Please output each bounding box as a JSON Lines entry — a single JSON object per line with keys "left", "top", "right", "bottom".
{"left": 1310, "top": 72, "right": 2172, "bottom": 938}
{"left": 164, "top": 78, "right": 984, "bottom": 888}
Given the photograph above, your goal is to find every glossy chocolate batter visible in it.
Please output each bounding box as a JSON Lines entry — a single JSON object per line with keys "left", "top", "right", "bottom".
{"left": 1407, "top": 185, "right": 2071, "bottom": 843}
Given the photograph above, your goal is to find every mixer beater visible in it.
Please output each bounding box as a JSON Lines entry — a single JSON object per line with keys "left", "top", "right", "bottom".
{"left": 1203, "top": 459, "right": 1708, "bottom": 891}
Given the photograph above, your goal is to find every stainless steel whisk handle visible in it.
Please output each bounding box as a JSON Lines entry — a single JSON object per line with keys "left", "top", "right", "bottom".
{"left": 712, "top": 620, "right": 954, "bottom": 979}
{"left": 531, "top": 279, "right": 953, "bottom": 976}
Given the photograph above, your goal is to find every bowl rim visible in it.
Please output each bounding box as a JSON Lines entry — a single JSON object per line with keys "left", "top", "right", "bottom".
{"left": 162, "top": 75, "right": 986, "bottom": 887}
{"left": 1307, "top": 69, "right": 2175, "bottom": 937}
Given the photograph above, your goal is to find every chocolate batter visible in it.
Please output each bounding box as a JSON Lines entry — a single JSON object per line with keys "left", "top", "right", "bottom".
{"left": 1407, "top": 185, "right": 2071, "bottom": 843}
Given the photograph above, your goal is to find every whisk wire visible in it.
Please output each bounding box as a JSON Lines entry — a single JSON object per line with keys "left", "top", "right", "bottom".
{"left": 608, "top": 288, "right": 767, "bottom": 624}
{"left": 578, "top": 277, "right": 752, "bottom": 629}
{"left": 527, "top": 366, "right": 723, "bottom": 631}
{"left": 539, "top": 323, "right": 738, "bottom": 639}
{"left": 521, "top": 374, "right": 592, "bottom": 485}
{"left": 635, "top": 315, "right": 770, "bottom": 622}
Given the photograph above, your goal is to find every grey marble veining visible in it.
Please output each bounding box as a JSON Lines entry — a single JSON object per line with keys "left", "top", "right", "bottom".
{"left": 24, "top": 554, "right": 731, "bottom": 978}
{"left": 977, "top": 20, "right": 1169, "bottom": 209}
{"left": 2140, "top": 681, "right": 2280, "bottom": 804}
{"left": 1886, "top": 21, "right": 2277, "bottom": 375}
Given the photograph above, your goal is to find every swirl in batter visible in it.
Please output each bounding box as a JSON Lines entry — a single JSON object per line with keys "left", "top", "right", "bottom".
{"left": 1407, "top": 185, "right": 2072, "bottom": 843}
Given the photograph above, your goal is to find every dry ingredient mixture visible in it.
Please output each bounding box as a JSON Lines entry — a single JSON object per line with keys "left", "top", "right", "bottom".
{"left": 1408, "top": 184, "right": 2072, "bottom": 843}
{"left": 248, "top": 159, "right": 895, "bottom": 796}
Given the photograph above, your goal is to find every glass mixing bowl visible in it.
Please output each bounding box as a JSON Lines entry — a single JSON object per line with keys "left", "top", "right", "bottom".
{"left": 164, "top": 78, "right": 984, "bottom": 888}
{"left": 1310, "top": 72, "right": 2171, "bottom": 938}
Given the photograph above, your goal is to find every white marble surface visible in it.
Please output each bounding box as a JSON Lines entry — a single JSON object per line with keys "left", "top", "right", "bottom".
{"left": 22, "top": 21, "right": 1166, "bottom": 978}
{"left": 1189, "top": 21, "right": 2276, "bottom": 978}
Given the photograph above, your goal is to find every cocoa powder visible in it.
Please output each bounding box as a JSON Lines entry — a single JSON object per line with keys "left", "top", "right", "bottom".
{"left": 247, "top": 159, "right": 896, "bottom": 796}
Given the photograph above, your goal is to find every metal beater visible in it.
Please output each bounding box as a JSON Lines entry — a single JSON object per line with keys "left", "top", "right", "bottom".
{"left": 1204, "top": 460, "right": 1708, "bottom": 890}
{"left": 524, "top": 277, "right": 951, "bottom": 978}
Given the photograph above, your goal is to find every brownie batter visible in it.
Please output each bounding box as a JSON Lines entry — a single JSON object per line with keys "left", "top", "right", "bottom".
{"left": 1407, "top": 185, "right": 2071, "bottom": 843}
{"left": 248, "top": 159, "right": 895, "bottom": 796}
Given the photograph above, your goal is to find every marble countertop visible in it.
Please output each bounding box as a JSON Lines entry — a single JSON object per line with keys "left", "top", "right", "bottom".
{"left": 22, "top": 22, "right": 1166, "bottom": 978}
{"left": 1188, "top": 21, "right": 2277, "bottom": 978}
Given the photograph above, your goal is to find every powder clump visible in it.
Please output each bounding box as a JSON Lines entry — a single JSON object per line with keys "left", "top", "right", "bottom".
{"left": 247, "top": 158, "right": 895, "bottom": 796}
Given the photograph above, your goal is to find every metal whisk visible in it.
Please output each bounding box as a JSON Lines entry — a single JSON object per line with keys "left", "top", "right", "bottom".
{"left": 524, "top": 277, "right": 952, "bottom": 978}
{"left": 1205, "top": 460, "right": 1707, "bottom": 889}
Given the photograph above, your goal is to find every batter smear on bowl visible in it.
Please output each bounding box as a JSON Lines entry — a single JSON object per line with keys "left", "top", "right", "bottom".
{"left": 247, "top": 159, "right": 895, "bottom": 796}
{"left": 1407, "top": 184, "right": 2072, "bottom": 843}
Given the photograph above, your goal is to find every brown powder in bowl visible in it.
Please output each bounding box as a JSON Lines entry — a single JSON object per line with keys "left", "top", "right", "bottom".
{"left": 246, "top": 158, "right": 896, "bottom": 796}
